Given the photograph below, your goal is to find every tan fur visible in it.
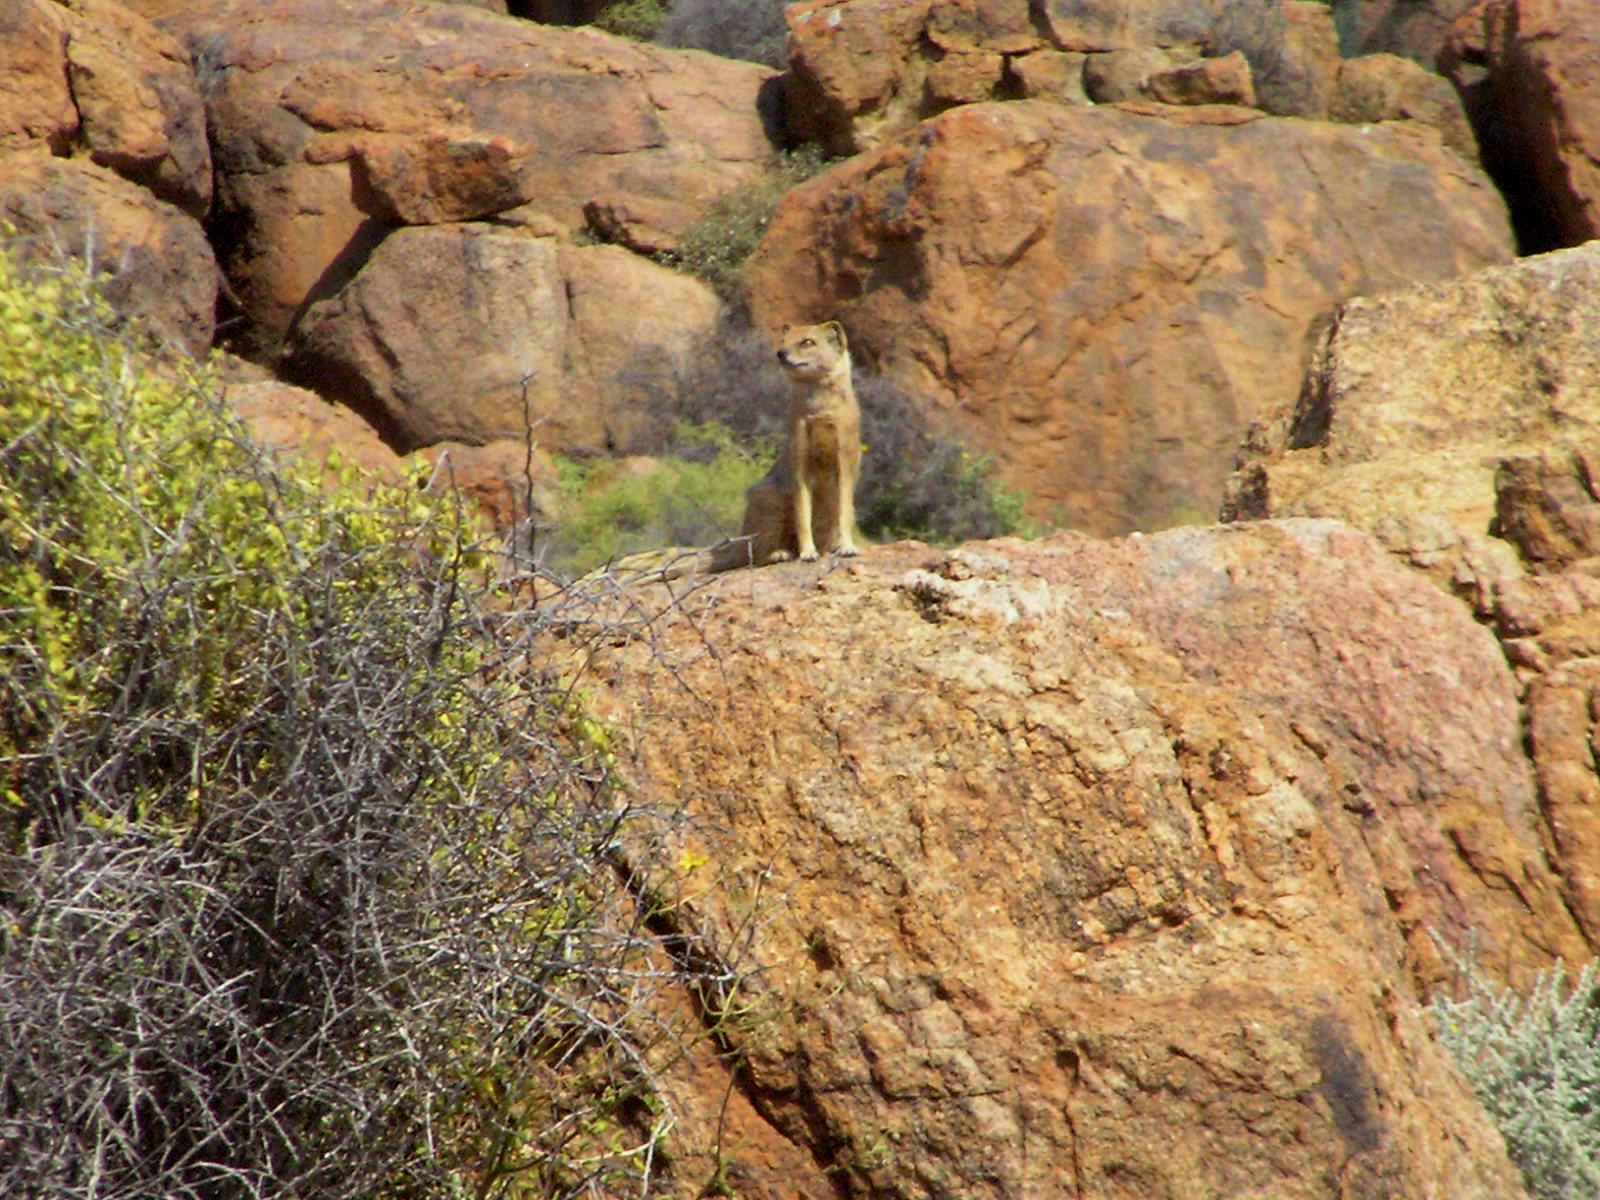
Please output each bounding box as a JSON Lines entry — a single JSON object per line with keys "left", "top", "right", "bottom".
{"left": 717, "top": 321, "right": 862, "bottom": 569}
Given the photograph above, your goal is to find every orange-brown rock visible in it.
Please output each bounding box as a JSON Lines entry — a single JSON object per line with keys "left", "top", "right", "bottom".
{"left": 287, "top": 224, "right": 719, "bottom": 455}
{"left": 0, "top": 0, "right": 211, "bottom": 216}
{"left": 135, "top": 0, "right": 778, "bottom": 355}
{"left": 1224, "top": 242, "right": 1600, "bottom": 607}
{"left": 785, "top": 0, "right": 1344, "bottom": 152}
{"left": 1329, "top": 51, "right": 1477, "bottom": 160}
{"left": 0, "top": 0, "right": 76, "bottom": 153}
{"left": 0, "top": 152, "right": 217, "bottom": 352}
{"left": 579, "top": 522, "right": 1570, "bottom": 1198}
{"left": 745, "top": 100, "right": 1514, "bottom": 536}
{"left": 1442, "top": 0, "right": 1600, "bottom": 250}
{"left": 1526, "top": 659, "right": 1600, "bottom": 947}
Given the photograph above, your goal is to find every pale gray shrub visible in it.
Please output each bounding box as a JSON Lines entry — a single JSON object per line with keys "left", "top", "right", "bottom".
{"left": 1433, "top": 954, "right": 1600, "bottom": 1200}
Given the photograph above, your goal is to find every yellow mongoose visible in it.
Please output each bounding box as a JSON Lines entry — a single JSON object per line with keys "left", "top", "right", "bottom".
{"left": 722, "top": 320, "right": 862, "bottom": 566}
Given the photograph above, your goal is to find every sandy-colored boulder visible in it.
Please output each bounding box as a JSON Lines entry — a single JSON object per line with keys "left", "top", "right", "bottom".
{"left": 578, "top": 523, "right": 1569, "bottom": 1198}
{"left": 0, "top": 152, "right": 217, "bottom": 352}
{"left": 1144, "top": 49, "right": 1255, "bottom": 106}
{"left": 745, "top": 100, "right": 1513, "bottom": 535}
{"left": 287, "top": 224, "right": 719, "bottom": 455}
{"left": 1330, "top": 51, "right": 1477, "bottom": 160}
{"left": 1224, "top": 243, "right": 1600, "bottom": 604}
{"left": 1442, "top": 0, "right": 1600, "bottom": 250}
{"left": 137, "top": 0, "right": 777, "bottom": 355}
{"left": 0, "top": 0, "right": 210, "bottom": 215}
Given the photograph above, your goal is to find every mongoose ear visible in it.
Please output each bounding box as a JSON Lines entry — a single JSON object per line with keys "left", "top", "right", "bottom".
{"left": 824, "top": 321, "right": 847, "bottom": 351}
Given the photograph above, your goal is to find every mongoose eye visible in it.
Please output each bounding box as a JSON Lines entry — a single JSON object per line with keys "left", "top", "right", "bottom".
{"left": 799, "top": 338, "right": 815, "bottom": 348}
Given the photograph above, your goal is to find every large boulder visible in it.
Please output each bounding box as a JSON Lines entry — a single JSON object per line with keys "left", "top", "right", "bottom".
{"left": 785, "top": 0, "right": 1346, "bottom": 153}
{"left": 132, "top": 0, "right": 778, "bottom": 357}
{"left": 745, "top": 100, "right": 1514, "bottom": 535}
{"left": 578, "top": 523, "right": 1574, "bottom": 1198}
{"left": 1442, "top": 0, "right": 1600, "bottom": 250}
{"left": 0, "top": 153, "right": 217, "bottom": 353}
{"left": 0, "top": 0, "right": 211, "bottom": 217}
{"left": 287, "top": 224, "right": 720, "bottom": 454}
{"left": 1223, "top": 243, "right": 1600, "bottom": 608}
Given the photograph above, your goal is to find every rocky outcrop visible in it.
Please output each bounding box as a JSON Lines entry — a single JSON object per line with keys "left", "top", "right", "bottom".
{"left": 132, "top": 0, "right": 778, "bottom": 356}
{"left": 0, "top": 153, "right": 217, "bottom": 352}
{"left": 579, "top": 523, "right": 1571, "bottom": 1199}
{"left": 1442, "top": 0, "right": 1600, "bottom": 250}
{"left": 287, "top": 225, "right": 720, "bottom": 454}
{"left": 785, "top": 0, "right": 1356, "bottom": 153}
{"left": 745, "top": 100, "right": 1513, "bottom": 536}
{"left": 0, "top": 0, "right": 211, "bottom": 216}
{"left": 1223, "top": 243, "right": 1600, "bottom": 608}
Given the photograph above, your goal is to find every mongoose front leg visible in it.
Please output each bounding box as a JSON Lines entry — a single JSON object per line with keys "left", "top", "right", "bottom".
{"left": 794, "top": 480, "right": 818, "bottom": 560}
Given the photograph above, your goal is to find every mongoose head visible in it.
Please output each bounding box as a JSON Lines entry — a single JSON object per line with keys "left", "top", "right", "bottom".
{"left": 775, "top": 321, "right": 849, "bottom": 382}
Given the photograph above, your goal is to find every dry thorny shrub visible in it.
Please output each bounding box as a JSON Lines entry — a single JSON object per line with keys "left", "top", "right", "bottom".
{"left": 0, "top": 244, "right": 742, "bottom": 1199}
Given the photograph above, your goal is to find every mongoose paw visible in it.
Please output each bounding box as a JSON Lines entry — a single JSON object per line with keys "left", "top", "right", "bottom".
{"left": 799, "top": 549, "right": 820, "bottom": 562}
{"left": 767, "top": 549, "right": 794, "bottom": 564}
{"left": 836, "top": 544, "right": 860, "bottom": 558}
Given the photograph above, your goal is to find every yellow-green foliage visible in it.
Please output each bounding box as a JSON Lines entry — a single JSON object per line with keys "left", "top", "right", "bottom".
{"left": 0, "top": 244, "right": 689, "bottom": 1200}
{"left": 0, "top": 249, "right": 484, "bottom": 828}
{"left": 544, "top": 422, "right": 767, "bottom": 577}
{"left": 665, "top": 145, "right": 831, "bottom": 298}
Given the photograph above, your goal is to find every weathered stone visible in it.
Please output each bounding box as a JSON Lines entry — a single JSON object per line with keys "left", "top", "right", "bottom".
{"left": 136, "top": 0, "right": 777, "bottom": 355}
{"left": 1145, "top": 50, "right": 1255, "bottom": 107}
{"left": 0, "top": 0, "right": 210, "bottom": 215}
{"left": 0, "top": 152, "right": 217, "bottom": 352}
{"left": 786, "top": 0, "right": 1339, "bottom": 151}
{"left": 1225, "top": 243, "right": 1600, "bottom": 602}
{"left": 56, "top": 0, "right": 211, "bottom": 217}
{"left": 287, "top": 224, "right": 719, "bottom": 455}
{"left": 746, "top": 100, "right": 1514, "bottom": 535}
{"left": 578, "top": 523, "right": 1565, "bottom": 1198}
{"left": 1007, "top": 48, "right": 1089, "bottom": 103}
{"left": 1442, "top": 0, "right": 1600, "bottom": 250}
{"left": 0, "top": 0, "right": 75, "bottom": 153}
{"left": 1330, "top": 51, "right": 1478, "bottom": 161}
{"left": 1082, "top": 46, "right": 1175, "bottom": 103}
{"left": 1524, "top": 658, "right": 1600, "bottom": 946}
{"left": 1494, "top": 448, "right": 1600, "bottom": 571}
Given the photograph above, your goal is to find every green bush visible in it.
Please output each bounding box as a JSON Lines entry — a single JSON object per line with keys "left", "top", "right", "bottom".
{"left": 592, "top": 0, "right": 669, "bottom": 42}
{"left": 0, "top": 245, "right": 695, "bottom": 1199}
{"left": 1433, "top": 952, "right": 1600, "bottom": 1200}
{"left": 664, "top": 145, "right": 830, "bottom": 300}
{"left": 542, "top": 424, "right": 768, "bottom": 577}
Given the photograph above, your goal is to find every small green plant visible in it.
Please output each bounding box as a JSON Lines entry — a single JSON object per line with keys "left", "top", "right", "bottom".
{"left": 1433, "top": 951, "right": 1600, "bottom": 1200}
{"left": 543, "top": 423, "right": 768, "bottom": 577}
{"left": 592, "top": 0, "right": 669, "bottom": 42}
{"left": 665, "top": 145, "right": 831, "bottom": 300}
